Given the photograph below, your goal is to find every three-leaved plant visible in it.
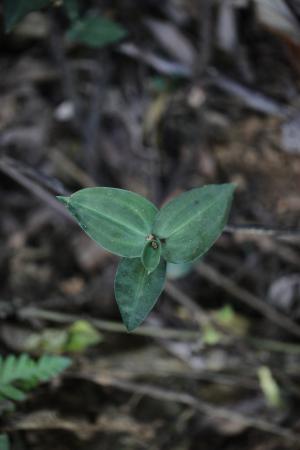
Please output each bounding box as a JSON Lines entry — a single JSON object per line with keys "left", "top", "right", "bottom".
{"left": 58, "top": 184, "right": 235, "bottom": 331}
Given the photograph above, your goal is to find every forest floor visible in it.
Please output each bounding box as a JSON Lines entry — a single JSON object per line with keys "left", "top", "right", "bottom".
{"left": 1, "top": 1, "right": 300, "bottom": 449}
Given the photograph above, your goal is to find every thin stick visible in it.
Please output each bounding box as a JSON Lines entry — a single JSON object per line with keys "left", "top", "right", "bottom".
{"left": 196, "top": 263, "right": 300, "bottom": 338}
{"left": 50, "top": 150, "right": 96, "bottom": 188}
{"left": 225, "top": 224, "right": 300, "bottom": 242}
{"left": 0, "top": 157, "right": 71, "bottom": 221}
{"left": 207, "top": 69, "right": 288, "bottom": 117}
{"left": 18, "top": 307, "right": 199, "bottom": 341}
{"left": 165, "top": 281, "right": 210, "bottom": 326}
{"left": 249, "top": 337, "right": 300, "bottom": 354}
{"left": 89, "top": 374, "right": 298, "bottom": 442}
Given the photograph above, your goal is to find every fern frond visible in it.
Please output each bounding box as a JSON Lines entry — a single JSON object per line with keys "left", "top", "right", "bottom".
{"left": 0, "top": 433, "right": 10, "bottom": 450}
{"left": 0, "top": 384, "right": 26, "bottom": 402}
{"left": 34, "top": 355, "right": 71, "bottom": 381}
{"left": 0, "top": 354, "right": 71, "bottom": 402}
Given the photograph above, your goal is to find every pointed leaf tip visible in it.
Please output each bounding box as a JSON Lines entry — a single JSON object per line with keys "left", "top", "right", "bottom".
{"left": 61, "top": 187, "right": 158, "bottom": 258}
{"left": 56, "top": 196, "right": 70, "bottom": 207}
{"left": 115, "top": 257, "right": 166, "bottom": 331}
{"left": 153, "top": 183, "right": 235, "bottom": 263}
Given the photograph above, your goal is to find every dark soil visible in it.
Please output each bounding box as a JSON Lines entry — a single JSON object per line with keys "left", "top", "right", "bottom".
{"left": 1, "top": 1, "right": 300, "bottom": 449}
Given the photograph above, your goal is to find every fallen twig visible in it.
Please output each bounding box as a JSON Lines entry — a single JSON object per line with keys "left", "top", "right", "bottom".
{"left": 119, "top": 43, "right": 192, "bottom": 77}
{"left": 88, "top": 374, "right": 299, "bottom": 442}
{"left": 225, "top": 224, "right": 300, "bottom": 242}
{"left": 50, "top": 150, "right": 96, "bottom": 188}
{"left": 17, "top": 307, "right": 199, "bottom": 341}
{"left": 206, "top": 68, "right": 289, "bottom": 117}
{"left": 0, "top": 157, "right": 70, "bottom": 220}
{"left": 118, "top": 41, "right": 288, "bottom": 117}
{"left": 196, "top": 262, "right": 300, "bottom": 338}
{"left": 165, "top": 281, "right": 210, "bottom": 326}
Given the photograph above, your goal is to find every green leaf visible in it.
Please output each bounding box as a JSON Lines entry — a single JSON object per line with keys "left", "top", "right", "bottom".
{"left": 0, "top": 384, "right": 26, "bottom": 402}
{"left": 65, "top": 320, "right": 103, "bottom": 352}
{"left": 0, "top": 434, "right": 10, "bottom": 450}
{"left": 67, "top": 16, "right": 128, "bottom": 48}
{"left": 153, "top": 184, "right": 235, "bottom": 263}
{"left": 258, "top": 366, "right": 282, "bottom": 408}
{"left": 58, "top": 188, "right": 158, "bottom": 258}
{"left": 0, "top": 355, "right": 17, "bottom": 384}
{"left": 25, "top": 322, "right": 103, "bottom": 353}
{"left": 0, "top": 354, "right": 71, "bottom": 402}
{"left": 25, "top": 329, "right": 69, "bottom": 353}
{"left": 4, "top": 0, "right": 51, "bottom": 32}
{"left": 115, "top": 257, "right": 167, "bottom": 331}
{"left": 213, "top": 304, "right": 249, "bottom": 337}
{"left": 35, "top": 355, "right": 71, "bottom": 381}
{"left": 142, "top": 238, "right": 161, "bottom": 274}
{"left": 63, "top": 0, "right": 79, "bottom": 22}
{"left": 202, "top": 324, "right": 222, "bottom": 346}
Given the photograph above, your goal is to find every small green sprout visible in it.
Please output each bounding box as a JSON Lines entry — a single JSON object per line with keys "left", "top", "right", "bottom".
{"left": 58, "top": 184, "right": 235, "bottom": 331}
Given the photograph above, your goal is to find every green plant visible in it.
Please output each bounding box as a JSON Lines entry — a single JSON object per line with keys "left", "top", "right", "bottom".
{"left": 0, "top": 354, "right": 71, "bottom": 402}
{"left": 25, "top": 320, "right": 103, "bottom": 353}
{"left": 4, "top": 0, "right": 50, "bottom": 31}
{"left": 3, "top": 0, "right": 127, "bottom": 48}
{"left": 0, "top": 353, "right": 71, "bottom": 448}
{"left": 67, "top": 16, "right": 127, "bottom": 48}
{"left": 0, "top": 433, "right": 9, "bottom": 450}
{"left": 58, "top": 184, "right": 235, "bottom": 331}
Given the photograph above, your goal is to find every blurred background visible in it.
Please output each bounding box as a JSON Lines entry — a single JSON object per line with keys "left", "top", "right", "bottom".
{"left": 1, "top": 0, "right": 300, "bottom": 448}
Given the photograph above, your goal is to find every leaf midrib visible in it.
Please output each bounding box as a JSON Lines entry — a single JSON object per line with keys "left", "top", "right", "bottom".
{"left": 131, "top": 267, "right": 147, "bottom": 322}
{"left": 157, "top": 194, "right": 226, "bottom": 239}
{"left": 71, "top": 201, "right": 148, "bottom": 237}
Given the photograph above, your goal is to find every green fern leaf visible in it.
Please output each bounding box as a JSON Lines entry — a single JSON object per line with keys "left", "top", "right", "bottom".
{"left": 35, "top": 355, "right": 71, "bottom": 382}
{"left": 0, "top": 355, "right": 17, "bottom": 384}
{"left": 0, "top": 354, "right": 71, "bottom": 402}
{"left": 0, "top": 384, "right": 26, "bottom": 402}
{"left": 0, "top": 434, "right": 10, "bottom": 450}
